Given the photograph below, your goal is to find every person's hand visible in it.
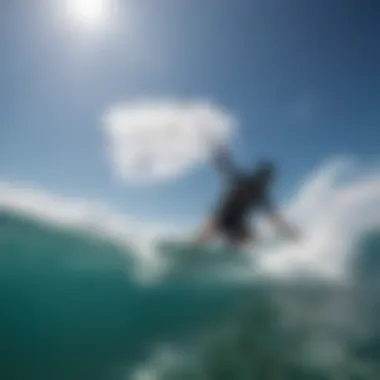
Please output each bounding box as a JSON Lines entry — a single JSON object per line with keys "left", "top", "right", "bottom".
{"left": 214, "top": 144, "right": 229, "bottom": 159}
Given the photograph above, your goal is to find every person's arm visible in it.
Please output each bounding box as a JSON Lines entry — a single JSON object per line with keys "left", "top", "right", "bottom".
{"left": 213, "top": 146, "right": 238, "bottom": 182}
{"left": 268, "top": 212, "right": 300, "bottom": 241}
{"left": 262, "top": 197, "right": 300, "bottom": 241}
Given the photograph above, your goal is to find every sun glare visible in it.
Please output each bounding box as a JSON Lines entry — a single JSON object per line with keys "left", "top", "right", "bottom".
{"left": 67, "top": 0, "right": 110, "bottom": 28}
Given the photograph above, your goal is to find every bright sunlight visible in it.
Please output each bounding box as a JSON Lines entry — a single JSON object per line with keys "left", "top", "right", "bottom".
{"left": 66, "top": 0, "right": 111, "bottom": 29}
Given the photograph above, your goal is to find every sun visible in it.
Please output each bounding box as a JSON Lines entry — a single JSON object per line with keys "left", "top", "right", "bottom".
{"left": 66, "top": 0, "right": 110, "bottom": 28}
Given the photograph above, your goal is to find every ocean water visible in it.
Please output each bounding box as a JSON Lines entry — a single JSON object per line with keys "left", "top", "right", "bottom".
{"left": 0, "top": 208, "right": 379, "bottom": 380}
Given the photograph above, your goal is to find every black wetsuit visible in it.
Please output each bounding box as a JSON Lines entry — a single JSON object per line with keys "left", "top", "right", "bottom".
{"left": 214, "top": 172, "right": 273, "bottom": 241}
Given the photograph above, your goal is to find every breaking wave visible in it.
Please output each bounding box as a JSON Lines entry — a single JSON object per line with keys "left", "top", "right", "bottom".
{"left": 0, "top": 157, "right": 380, "bottom": 379}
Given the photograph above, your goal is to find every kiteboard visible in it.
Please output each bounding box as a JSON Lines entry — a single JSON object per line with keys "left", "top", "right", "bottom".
{"left": 157, "top": 239, "right": 249, "bottom": 268}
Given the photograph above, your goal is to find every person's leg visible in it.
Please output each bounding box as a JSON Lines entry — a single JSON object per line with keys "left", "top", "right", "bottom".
{"left": 229, "top": 222, "right": 256, "bottom": 250}
{"left": 196, "top": 217, "right": 217, "bottom": 243}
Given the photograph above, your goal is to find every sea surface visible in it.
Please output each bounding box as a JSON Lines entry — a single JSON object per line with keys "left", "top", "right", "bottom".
{"left": 0, "top": 209, "right": 379, "bottom": 380}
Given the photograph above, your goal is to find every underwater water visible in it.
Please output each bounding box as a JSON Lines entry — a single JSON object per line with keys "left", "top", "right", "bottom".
{"left": 0, "top": 208, "right": 379, "bottom": 380}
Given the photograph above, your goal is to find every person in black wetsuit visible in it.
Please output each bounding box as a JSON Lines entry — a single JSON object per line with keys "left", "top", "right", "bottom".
{"left": 198, "top": 147, "right": 299, "bottom": 247}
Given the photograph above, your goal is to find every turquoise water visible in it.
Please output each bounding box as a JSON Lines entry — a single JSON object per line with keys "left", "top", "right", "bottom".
{"left": 0, "top": 210, "right": 379, "bottom": 380}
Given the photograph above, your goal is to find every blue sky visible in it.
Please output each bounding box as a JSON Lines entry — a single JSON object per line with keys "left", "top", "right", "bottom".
{"left": 0, "top": 0, "right": 379, "bottom": 225}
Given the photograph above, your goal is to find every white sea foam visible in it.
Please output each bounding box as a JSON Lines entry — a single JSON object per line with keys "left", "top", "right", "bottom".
{"left": 1, "top": 157, "right": 380, "bottom": 283}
